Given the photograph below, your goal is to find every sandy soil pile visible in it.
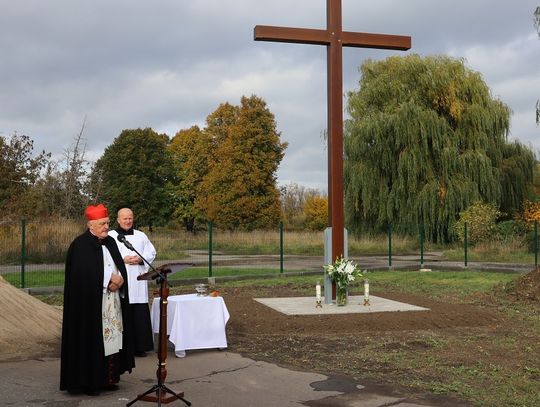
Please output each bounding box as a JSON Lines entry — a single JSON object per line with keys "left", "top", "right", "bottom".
{"left": 515, "top": 267, "right": 540, "bottom": 301}
{"left": 0, "top": 276, "right": 62, "bottom": 361}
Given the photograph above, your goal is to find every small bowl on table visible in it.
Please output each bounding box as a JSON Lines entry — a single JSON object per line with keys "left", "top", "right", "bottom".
{"left": 195, "top": 283, "right": 209, "bottom": 296}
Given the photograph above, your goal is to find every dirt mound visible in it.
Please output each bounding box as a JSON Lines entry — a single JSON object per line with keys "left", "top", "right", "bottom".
{"left": 515, "top": 267, "right": 540, "bottom": 301}
{"left": 0, "top": 276, "right": 62, "bottom": 361}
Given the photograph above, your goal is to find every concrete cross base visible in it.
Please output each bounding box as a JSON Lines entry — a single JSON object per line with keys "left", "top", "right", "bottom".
{"left": 254, "top": 295, "right": 429, "bottom": 316}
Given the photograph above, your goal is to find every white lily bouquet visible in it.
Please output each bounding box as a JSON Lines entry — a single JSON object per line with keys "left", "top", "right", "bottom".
{"left": 323, "top": 256, "right": 361, "bottom": 306}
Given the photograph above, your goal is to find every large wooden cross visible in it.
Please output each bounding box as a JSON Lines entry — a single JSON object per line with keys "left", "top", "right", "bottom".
{"left": 254, "top": 0, "right": 411, "bottom": 268}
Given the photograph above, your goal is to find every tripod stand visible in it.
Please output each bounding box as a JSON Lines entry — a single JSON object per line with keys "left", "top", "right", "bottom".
{"left": 120, "top": 258, "right": 192, "bottom": 405}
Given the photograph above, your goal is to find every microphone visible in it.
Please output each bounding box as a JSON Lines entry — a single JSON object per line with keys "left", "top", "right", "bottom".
{"left": 117, "top": 234, "right": 135, "bottom": 251}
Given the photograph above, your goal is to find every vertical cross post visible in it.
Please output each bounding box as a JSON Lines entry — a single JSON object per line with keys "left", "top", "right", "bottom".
{"left": 255, "top": 0, "right": 411, "bottom": 293}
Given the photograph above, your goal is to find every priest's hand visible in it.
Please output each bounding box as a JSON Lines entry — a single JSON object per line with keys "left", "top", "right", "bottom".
{"left": 108, "top": 274, "right": 124, "bottom": 292}
{"left": 124, "top": 255, "right": 141, "bottom": 265}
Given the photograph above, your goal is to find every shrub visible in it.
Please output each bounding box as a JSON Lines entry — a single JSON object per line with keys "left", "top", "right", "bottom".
{"left": 453, "top": 201, "right": 501, "bottom": 245}
{"left": 519, "top": 200, "right": 540, "bottom": 229}
{"left": 494, "top": 220, "right": 524, "bottom": 242}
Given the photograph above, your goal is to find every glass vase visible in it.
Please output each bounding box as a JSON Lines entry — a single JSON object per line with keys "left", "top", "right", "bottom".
{"left": 336, "top": 285, "right": 348, "bottom": 306}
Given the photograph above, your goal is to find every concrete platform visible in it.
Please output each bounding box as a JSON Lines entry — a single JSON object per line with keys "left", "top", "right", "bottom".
{"left": 254, "top": 295, "right": 429, "bottom": 315}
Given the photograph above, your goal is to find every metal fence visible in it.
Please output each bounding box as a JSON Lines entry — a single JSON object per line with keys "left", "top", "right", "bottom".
{"left": 1, "top": 219, "right": 538, "bottom": 289}
{"left": 0, "top": 220, "right": 296, "bottom": 289}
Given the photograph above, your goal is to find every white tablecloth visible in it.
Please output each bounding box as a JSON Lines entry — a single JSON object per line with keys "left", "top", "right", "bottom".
{"left": 151, "top": 294, "right": 230, "bottom": 357}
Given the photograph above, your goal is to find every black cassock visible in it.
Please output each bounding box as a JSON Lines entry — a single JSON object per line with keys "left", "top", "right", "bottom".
{"left": 60, "top": 229, "right": 135, "bottom": 392}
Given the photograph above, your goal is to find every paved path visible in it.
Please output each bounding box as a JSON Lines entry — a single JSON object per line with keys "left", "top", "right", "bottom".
{"left": 0, "top": 350, "right": 467, "bottom": 407}
{"left": 1, "top": 251, "right": 534, "bottom": 275}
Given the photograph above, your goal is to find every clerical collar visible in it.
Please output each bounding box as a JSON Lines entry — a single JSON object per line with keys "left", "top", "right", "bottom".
{"left": 115, "top": 227, "right": 134, "bottom": 235}
{"left": 88, "top": 231, "right": 106, "bottom": 245}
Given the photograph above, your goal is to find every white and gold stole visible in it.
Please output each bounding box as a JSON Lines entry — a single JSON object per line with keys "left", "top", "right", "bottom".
{"left": 102, "top": 246, "right": 123, "bottom": 356}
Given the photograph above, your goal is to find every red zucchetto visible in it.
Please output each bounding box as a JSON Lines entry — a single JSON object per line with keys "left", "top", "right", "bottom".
{"left": 85, "top": 204, "right": 109, "bottom": 221}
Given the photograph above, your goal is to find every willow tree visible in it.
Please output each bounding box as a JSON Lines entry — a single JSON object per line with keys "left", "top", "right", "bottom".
{"left": 345, "top": 54, "right": 535, "bottom": 242}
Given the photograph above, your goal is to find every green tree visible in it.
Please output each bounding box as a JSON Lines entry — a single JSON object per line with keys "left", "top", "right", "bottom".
{"left": 91, "top": 128, "right": 175, "bottom": 228}
{"left": 0, "top": 133, "right": 50, "bottom": 218}
{"left": 345, "top": 54, "right": 535, "bottom": 242}
{"left": 535, "top": 6, "right": 540, "bottom": 126}
{"left": 169, "top": 126, "right": 213, "bottom": 231}
{"left": 22, "top": 162, "right": 65, "bottom": 218}
{"left": 196, "top": 95, "right": 287, "bottom": 230}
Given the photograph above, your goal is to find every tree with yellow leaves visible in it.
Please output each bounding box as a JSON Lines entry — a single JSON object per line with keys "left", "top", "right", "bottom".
{"left": 169, "top": 125, "right": 212, "bottom": 231}
{"left": 304, "top": 194, "right": 328, "bottom": 231}
{"left": 195, "top": 95, "right": 287, "bottom": 230}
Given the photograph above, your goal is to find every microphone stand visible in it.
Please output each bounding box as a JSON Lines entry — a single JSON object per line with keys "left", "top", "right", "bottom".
{"left": 120, "top": 237, "right": 191, "bottom": 407}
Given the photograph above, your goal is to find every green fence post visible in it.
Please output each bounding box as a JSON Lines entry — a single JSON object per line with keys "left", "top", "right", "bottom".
{"left": 388, "top": 222, "right": 392, "bottom": 268}
{"left": 279, "top": 221, "right": 284, "bottom": 273}
{"left": 464, "top": 222, "right": 468, "bottom": 268}
{"left": 420, "top": 223, "right": 424, "bottom": 269}
{"left": 535, "top": 221, "right": 538, "bottom": 268}
{"left": 21, "top": 219, "right": 26, "bottom": 288}
{"left": 208, "top": 221, "right": 213, "bottom": 278}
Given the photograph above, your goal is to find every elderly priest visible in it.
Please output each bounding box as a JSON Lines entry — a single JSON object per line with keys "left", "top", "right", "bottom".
{"left": 60, "top": 204, "right": 135, "bottom": 396}
{"left": 109, "top": 207, "right": 156, "bottom": 358}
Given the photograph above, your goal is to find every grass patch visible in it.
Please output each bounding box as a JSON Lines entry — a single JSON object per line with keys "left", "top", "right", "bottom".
{"left": 442, "top": 240, "right": 535, "bottom": 263}
{"left": 2, "top": 269, "right": 64, "bottom": 288}
{"left": 198, "top": 270, "right": 518, "bottom": 302}
{"left": 3, "top": 267, "right": 312, "bottom": 288}
{"left": 361, "top": 270, "right": 518, "bottom": 300}
{"left": 168, "top": 267, "right": 304, "bottom": 280}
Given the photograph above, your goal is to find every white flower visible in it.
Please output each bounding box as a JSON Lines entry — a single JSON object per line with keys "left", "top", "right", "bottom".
{"left": 323, "top": 257, "right": 361, "bottom": 288}
{"left": 344, "top": 262, "right": 355, "bottom": 275}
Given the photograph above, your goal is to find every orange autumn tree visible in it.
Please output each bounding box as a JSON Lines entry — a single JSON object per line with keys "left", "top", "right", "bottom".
{"left": 195, "top": 95, "right": 287, "bottom": 230}
{"left": 304, "top": 195, "right": 328, "bottom": 231}
{"left": 520, "top": 200, "right": 540, "bottom": 228}
{"left": 169, "top": 125, "right": 213, "bottom": 231}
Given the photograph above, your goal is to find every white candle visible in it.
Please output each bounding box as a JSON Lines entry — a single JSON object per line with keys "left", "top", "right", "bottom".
{"left": 364, "top": 279, "right": 369, "bottom": 299}
{"left": 316, "top": 281, "right": 321, "bottom": 300}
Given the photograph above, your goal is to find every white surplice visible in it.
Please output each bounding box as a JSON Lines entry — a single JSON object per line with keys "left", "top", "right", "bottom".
{"left": 109, "top": 229, "right": 156, "bottom": 304}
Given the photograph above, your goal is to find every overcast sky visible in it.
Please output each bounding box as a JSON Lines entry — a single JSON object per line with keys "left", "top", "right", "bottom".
{"left": 1, "top": 0, "right": 539, "bottom": 191}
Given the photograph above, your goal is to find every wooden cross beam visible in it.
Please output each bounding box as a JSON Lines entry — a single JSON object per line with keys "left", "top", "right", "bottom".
{"left": 254, "top": 0, "right": 411, "bottom": 270}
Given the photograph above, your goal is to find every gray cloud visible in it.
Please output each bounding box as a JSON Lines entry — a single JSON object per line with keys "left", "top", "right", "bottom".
{"left": 1, "top": 0, "right": 538, "bottom": 191}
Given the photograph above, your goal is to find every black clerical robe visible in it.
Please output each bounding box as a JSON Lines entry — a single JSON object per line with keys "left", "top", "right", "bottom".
{"left": 60, "top": 230, "right": 135, "bottom": 392}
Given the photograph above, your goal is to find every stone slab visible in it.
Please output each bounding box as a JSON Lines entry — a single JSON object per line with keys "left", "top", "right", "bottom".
{"left": 254, "top": 295, "right": 429, "bottom": 315}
